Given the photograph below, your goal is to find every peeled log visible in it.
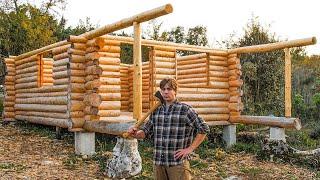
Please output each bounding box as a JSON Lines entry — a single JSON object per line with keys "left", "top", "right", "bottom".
{"left": 70, "top": 111, "right": 85, "bottom": 118}
{"left": 178, "top": 87, "right": 230, "bottom": 94}
{"left": 85, "top": 65, "right": 103, "bottom": 75}
{"left": 100, "top": 45, "right": 121, "bottom": 53}
{"left": 182, "top": 101, "right": 229, "bottom": 108}
{"left": 15, "top": 111, "right": 68, "bottom": 119}
{"left": 53, "top": 66, "right": 68, "bottom": 72}
{"left": 54, "top": 78, "right": 68, "bottom": 85}
{"left": 67, "top": 35, "right": 87, "bottom": 43}
{"left": 70, "top": 54, "right": 85, "bottom": 63}
{"left": 16, "top": 91, "right": 67, "bottom": 98}
{"left": 15, "top": 82, "right": 38, "bottom": 89}
{"left": 70, "top": 69, "right": 85, "bottom": 77}
{"left": 178, "top": 67, "right": 206, "bottom": 75}
{"left": 84, "top": 106, "right": 99, "bottom": 115}
{"left": 178, "top": 62, "right": 206, "bottom": 70}
{"left": 71, "top": 93, "right": 84, "bottom": 101}
{"left": 99, "top": 101, "right": 121, "bottom": 110}
{"left": 100, "top": 93, "right": 121, "bottom": 101}
{"left": 98, "top": 85, "right": 121, "bottom": 93}
{"left": 101, "top": 71, "right": 121, "bottom": 78}
{"left": 178, "top": 77, "right": 207, "bottom": 84}
{"left": 53, "top": 58, "right": 69, "bottom": 67}
{"left": 52, "top": 45, "right": 71, "bottom": 55}
{"left": 177, "top": 93, "right": 229, "bottom": 101}
{"left": 230, "top": 115, "right": 302, "bottom": 130}
{"left": 86, "top": 37, "right": 106, "bottom": 49}
{"left": 100, "top": 64, "right": 120, "bottom": 72}
{"left": 200, "top": 114, "right": 230, "bottom": 121}
{"left": 84, "top": 93, "right": 102, "bottom": 107}
{"left": 98, "top": 110, "right": 121, "bottom": 117}
{"left": 85, "top": 80, "right": 101, "bottom": 90}
{"left": 15, "top": 55, "right": 38, "bottom": 66}
{"left": 15, "top": 115, "right": 70, "bottom": 128}
{"left": 229, "top": 103, "right": 244, "bottom": 111}
{"left": 209, "top": 81, "right": 229, "bottom": 89}
{"left": 15, "top": 104, "right": 67, "bottom": 113}
{"left": 72, "top": 43, "right": 87, "bottom": 50}
{"left": 4, "top": 112, "right": 15, "bottom": 118}
{"left": 70, "top": 63, "right": 85, "bottom": 70}
{"left": 209, "top": 60, "right": 228, "bottom": 67}
{"left": 229, "top": 79, "right": 243, "bottom": 87}
{"left": 100, "top": 78, "right": 121, "bottom": 85}
{"left": 177, "top": 53, "right": 207, "bottom": 61}
{"left": 16, "top": 61, "right": 37, "bottom": 70}
{"left": 210, "top": 77, "right": 229, "bottom": 82}
{"left": 229, "top": 37, "right": 317, "bottom": 54}
{"left": 70, "top": 101, "right": 85, "bottom": 111}
{"left": 53, "top": 70, "right": 69, "bottom": 79}
{"left": 99, "top": 57, "right": 120, "bottom": 65}
{"left": 71, "top": 84, "right": 86, "bottom": 93}
{"left": 16, "top": 66, "right": 38, "bottom": 75}
{"left": 194, "top": 107, "right": 229, "bottom": 114}
{"left": 16, "top": 96, "right": 68, "bottom": 105}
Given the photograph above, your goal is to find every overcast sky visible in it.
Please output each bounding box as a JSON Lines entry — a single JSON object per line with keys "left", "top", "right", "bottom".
{"left": 59, "top": 0, "right": 319, "bottom": 55}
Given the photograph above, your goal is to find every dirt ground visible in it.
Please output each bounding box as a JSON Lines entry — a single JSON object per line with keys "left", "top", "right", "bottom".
{"left": 0, "top": 120, "right": 317, "bottom": 180}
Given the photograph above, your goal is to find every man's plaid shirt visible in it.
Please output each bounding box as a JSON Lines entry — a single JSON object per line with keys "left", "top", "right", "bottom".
{"left": 142, "top": 100, "right": 210, "bottom": 166}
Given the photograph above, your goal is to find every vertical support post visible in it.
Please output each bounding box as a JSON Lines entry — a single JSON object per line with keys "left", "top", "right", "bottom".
{"left": 223, "top": 125, "right": 236, "bottom": 148}
{"left": 284, "top": 48, "right": 291, "bottom": 117}
{"left": 149, "top": 47, "right": 155, "bottom": 108}
{"left": 75, "top": 132, "right": 95, "bottom": 156}
{"left": 133, "top": 22, "right": 142, "bottom": 120}
{"left": 270, "top": 127, "right": 286, "bottom": 142}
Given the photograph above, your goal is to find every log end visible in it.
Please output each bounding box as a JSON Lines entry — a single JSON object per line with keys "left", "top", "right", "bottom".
{"left": 164, "top": 4, "right": 173, "bottom": 13}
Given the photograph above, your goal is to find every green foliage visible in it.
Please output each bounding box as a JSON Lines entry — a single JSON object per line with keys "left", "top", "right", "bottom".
{"left": 312, "top": 93, "right": 320, "bottom": 107}
{"left": 55, "top": 16, "right": 96, "bottom": 41}
{"left": 232, "top": 17, "right": 285, "bottom": 116}
{"left": 0, "top": 3, "right": 58, "bottom": 56}
{"left": 185, "top": 25, "right": 208, "bottom": 46}
{"left": 286, "top": 130, "right": 318, "bottom": 150}
{"left": 0, "top": 162, "right": 27, "bottom": 172}
{"left": 231, "top": 142, "right": 261, "bottom": 154}
{"left": 167, "top": 26, "right": 185, "bottom": 43}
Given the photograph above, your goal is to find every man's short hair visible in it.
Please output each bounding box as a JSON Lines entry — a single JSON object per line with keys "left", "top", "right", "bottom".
{"left": 160, "top": 78, "right": 178, "bottom": 92}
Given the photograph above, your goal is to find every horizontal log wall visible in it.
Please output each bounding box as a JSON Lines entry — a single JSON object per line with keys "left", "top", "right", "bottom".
{"left": 177, "top": 53, "right": 208, "bottom": 87}
{"left": 7, "top": 48, "right": 72, "bottom": 128}
{"left": 149, "top": 46, "right": 177, "bottom": 106}
{"left": 120, "top": 63, "right": 130, "bottom": 111}
{"left": 68, "top": 38, "right": 87, "bottom": 128}
{"left": 84, "top": 37, "right": 121, "bottom": 121}
{"left": 227, "top": 54, "right": 243, "bottom": 121}
{"left": 3, "top": 57, "right": 16, "bottom": 121}
{"left": 176, "top": 52, "right": 231, "bottom": 122}
{"left": 128, "top": 62, "right": 150, "bottom": 113}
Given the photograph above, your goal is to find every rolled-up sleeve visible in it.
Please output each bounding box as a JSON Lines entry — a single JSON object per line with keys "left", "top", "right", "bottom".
{"left": 186, "top": 107, "right": 210, "bottom": 134}
{"left": 142, "top": 113, "right": 154, "bottom": 139}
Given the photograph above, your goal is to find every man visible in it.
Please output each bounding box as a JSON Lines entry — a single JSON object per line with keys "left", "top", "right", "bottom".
{"left": 128, "top": 78, "right": 210, "bottom": 180}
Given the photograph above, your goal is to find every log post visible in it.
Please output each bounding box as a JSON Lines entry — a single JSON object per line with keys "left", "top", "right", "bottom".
{"left": 284, "top": 48, "right": 291, "bottom": 117}
{"left": 133, "top": 22, "right": 142, "bottom": 120}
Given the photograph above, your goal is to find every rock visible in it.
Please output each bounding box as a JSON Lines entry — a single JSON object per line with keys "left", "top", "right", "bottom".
{"left": 105, "top": 137, "right": 142, "bottom": 179}
{"left": 224, "top": 175, "right": 242, "bottom": 180}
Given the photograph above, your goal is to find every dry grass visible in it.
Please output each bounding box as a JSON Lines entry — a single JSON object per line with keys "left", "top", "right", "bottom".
{"left": 0, "top": 120, "right": 318, "bottom": 179}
